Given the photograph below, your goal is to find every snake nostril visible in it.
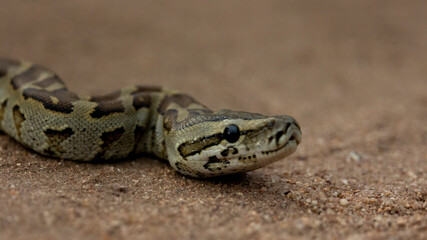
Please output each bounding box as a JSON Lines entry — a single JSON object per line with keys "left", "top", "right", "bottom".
{"left": 284, "top": 123, "right": 291, "bottom": 132}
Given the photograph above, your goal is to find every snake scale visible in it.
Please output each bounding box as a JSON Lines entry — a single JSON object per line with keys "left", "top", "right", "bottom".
{"left": 0, "top": 58, "right": 301, "bottom": 178}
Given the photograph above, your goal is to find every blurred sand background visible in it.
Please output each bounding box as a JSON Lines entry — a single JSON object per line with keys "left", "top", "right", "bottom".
{"left": 0, "top": 1, "right": 426, "bottom": 239}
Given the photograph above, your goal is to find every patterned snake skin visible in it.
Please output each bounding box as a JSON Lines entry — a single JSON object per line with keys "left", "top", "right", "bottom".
{"left": 0, "top": 58, "right": 301, "bottom": 177}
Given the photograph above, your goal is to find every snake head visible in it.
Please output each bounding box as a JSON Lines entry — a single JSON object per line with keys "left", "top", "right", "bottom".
{"left": 166, "top": 109, "right": 302, "bottom": 178}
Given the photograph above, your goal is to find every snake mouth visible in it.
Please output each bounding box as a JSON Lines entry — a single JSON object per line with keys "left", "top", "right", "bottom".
{"left": 262, "top": 139, "right": 294, "bottom": 155}
{"left": 260, "top": 138, "right": 297, "bottom": 158}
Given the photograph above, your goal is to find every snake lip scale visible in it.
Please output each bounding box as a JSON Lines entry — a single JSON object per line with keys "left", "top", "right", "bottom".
{"left": 0, "top": 58, "right": 302, "bottom": 178}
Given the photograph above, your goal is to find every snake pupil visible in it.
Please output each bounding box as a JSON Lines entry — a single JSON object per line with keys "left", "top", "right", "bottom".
{"left": 223, "top": 124, "right": 240, "bottom": 143}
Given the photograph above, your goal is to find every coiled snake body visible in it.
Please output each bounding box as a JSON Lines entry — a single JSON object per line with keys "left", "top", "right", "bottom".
{"left": 0, "top": 59, "right": 301, "bottom": 177}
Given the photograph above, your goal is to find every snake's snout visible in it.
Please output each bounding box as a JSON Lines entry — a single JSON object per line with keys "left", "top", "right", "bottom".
{"left": 272, "top": 116, "right": 302, "bottom": 146}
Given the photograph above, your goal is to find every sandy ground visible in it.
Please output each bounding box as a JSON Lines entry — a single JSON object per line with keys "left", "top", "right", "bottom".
{"left": 0, "top": 1, "right": 426, "bottom": 239}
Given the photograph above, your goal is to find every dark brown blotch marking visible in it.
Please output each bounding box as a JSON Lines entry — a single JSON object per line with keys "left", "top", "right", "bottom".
{"left": 131, "top": 125, "right": 145, "bottom": 153}
{"left": 23, "top": 88, "right": 79, "bottom": 114}
{"left": 0, "top": 59, "right": 20, "bottom": 78}
{"left": 132, "top": 92, "right": 151, "bottom": 110}
{"left": 162, "top": 108, "right": 212, "bottom": 131}
{"left": 90, "top": 100, "right": 125, "bottom": 118}
{"left": 12, "top": 105, "right": 26, "bottom": 138}
{"left": 178, "top": 133, "right": 223, "bottom": 158}
{"left": 11, "top": 65, "right": 49, "bottom": 89}
{"left": 33, "top": 75, "right": 65, "bottom": 88}
{"left": 164, "top": 108, "right": 213, "bottom": 131}
{"left": 132, "top": 85, "right": 162, "bottom": 93}
{"left": 221, "top": 148, "right": 229, "bottom": 157}
{"left": 203, "top": 156, "right": 230, "bottom": 170}
{"left": 208, "top": 155, "right": 221, "bottom": 163}
{"left": 43, "top": 127, "right": 74, "bottom": 156}
{"left": 187, "top": 108, "right": 213, "bottom": 119}
{"left": 89, "top": 85, "right": 160, "bottom": 103}
{"left": 101, "top": 127, "right": 125, "bottom": 145}
{"left": 163, "top": 109, "right": 178, "bottom": 131}
{"left": 158, "top": 93, "right": 204, "bottom": 115}
{"left": 220, "top": 147, "right": 239, "bottom": 157}
{"left": 158, "top": 93, "right": 212, "bottom": 131}
{"left": 130, "top": 86, "right": 160, "bottom": 111}
{"left": 89, "top": 89, "right": 126, "bottom": 118}
{"left": 45, "top": 127, "right": 74, "bottom": 141}
{"left": 95, "top": 127, "right": 125, "bottom": 159}
{"left": 89, "top": 86, "right": 160, "bottom": 118}
{"left": 89, "top": 90, "right": 122, "bottom": 102}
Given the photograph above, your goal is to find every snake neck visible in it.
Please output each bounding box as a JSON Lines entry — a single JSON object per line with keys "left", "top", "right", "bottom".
{"left": 148, "top": 91, "right": 212, "bottom": 159}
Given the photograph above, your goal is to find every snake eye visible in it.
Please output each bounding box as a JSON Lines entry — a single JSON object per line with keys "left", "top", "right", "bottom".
{"left": 223, "top": 124, "right": 240, "bottom": 143}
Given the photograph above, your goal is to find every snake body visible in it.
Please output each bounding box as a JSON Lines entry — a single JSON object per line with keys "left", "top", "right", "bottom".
{"left": 0, "top": 58, "right": 301, "bottom": 177}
